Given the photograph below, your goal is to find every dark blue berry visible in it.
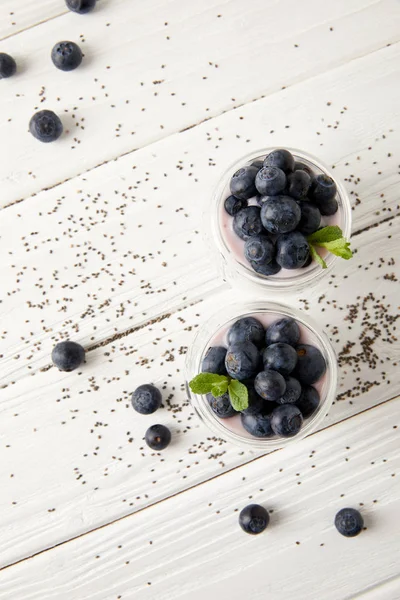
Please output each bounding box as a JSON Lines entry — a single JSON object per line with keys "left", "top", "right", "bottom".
{"left": 0, "top": 53, "right": 16, "bottom": 79}
{"left": 262, "top": 342, "right": 297, "bottom": 376}
{"left": 241, "top": 410, "right": 274, "bottom": 437}
{"left": 251, "top": 160, "right": 264, "bottom": 170}
{"left": 241, "top": 383, "right": 267, "bottom": 415}
{"left": 230, "top": 166, "right": 258, "bottom": 200}
{"left": 255, "top": 167, "right": 286, "bottom": 196}
{"left": 287, "top": 170, "right": 312, "bottom": 200}
{"left": 294, "top": 344, "right": 326, "bottom": 384}
{"left": 297, "top": 201, "right": 321, "bottom": 235}
{"left": 131, "top": 384, "right": 162, "bottom": 415}
{"left": 255, "top": 370, "right": 286, "bottom": 401}
{"left": 239, "top": 504, "right": 270, "bottom": 534}
{"left": 295, "top": 385, "right": 320, "bottom": 417}
{"left": 335, "top": 508, "right": 364, "bottom": 537}
{"left": 65, "top": 0, "right": 97, "bottom": 13}
{"left": 233, "top": 206, "right": 263, "bottom": 241}
{"left": 227, "top": 317, "right": 265, "bottom": 348}
{"left": 302, "top": 254, "right": 313, "bottom": 268}
{"left": 264, "top": 149, "right": 294, "bottom": 174}
{"left": 207, "top": 392, "right": 237, "bottom": 418}
{"left": 244, "top": 235, "right": 274, "bottom": 265}
{"left": 260, "top": 196, "right": 301, "bottom": 234}
{"left": 224, "top": 195, "right": 247, "bottom": 216}
{"left": 52, "top": 341, "right": 85, "bottom": 372}
{"left": 294, "top": 161, "right": 314, "bottom": 178}
{"left": 225, "top": 342, "right": 260, "bottom": 380}
{"left": 249, "top": 259, "right": 281, "bottom": 277}
{"left": 256, "top": 195, "right": 270, "bottom": 206}
{"left": 277, "top": 376, "right": 301, "bottom": 404}
{"left": 145, "top": 424, "right": 171, "bottom": 450}
{"left": 51, "top": 41, "right": 83, "bottom": 71}
{"left": 310, "top": 174, "right": 337, "bottom": 203}
{"left": 29, "top": 110, "right": 63, "bottom": 143}
{"left": 317, "top": 196, "right": 339, "bottom": 216}
{"left": 270, "top": 404, "right": 303, "bottom": 437}
{"left": 276, "top": 231, "right": 310, "bottom": 269}
{"left": 266, "top": 317, "right": 300, "bottom": 346}
{"left": 202, "top": 346, "right": 227, "bottom": 375}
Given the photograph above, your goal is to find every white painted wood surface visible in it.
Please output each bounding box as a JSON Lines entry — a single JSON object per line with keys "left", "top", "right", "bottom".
{"left": 0, "top": 0, "right": 399, "bottom": 598}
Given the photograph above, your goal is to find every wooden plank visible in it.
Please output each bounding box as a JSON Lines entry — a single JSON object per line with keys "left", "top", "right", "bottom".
{"left": 0, "top": 0, "right": 399, "bottom": 206}
{"left": 0, "top": 1, "right": 64, "bottom": 41}
{"left": 0, "top": 397, "right": 398, "bottom": 599}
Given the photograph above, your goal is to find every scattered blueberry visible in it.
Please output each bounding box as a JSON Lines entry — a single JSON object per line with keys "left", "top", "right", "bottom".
{"left": 255, "top": 166, "right": 286, "bottom": 196}
{"left": 51, "top": 341, "right": 85, "bottom": 372}
{"left": 297, "top": 201, "right": 321, "bottom": 235}
{"left": 270, "top": 404, "right": 303, "bottom": 437}
{"left": 260, "top": 196, "right": 301, "bottom": 234}
{"left": 224, "top": 195, "right": 247, "bottom": 216}
{"left": 207, "top": 392, "right": 237, "bottom": 418}
{"left": 295, "top": 385, "right": 320, "bottom": 417}
{"left": 51, "top": 41, "right": 83, "bottom": 71}
{"left": 230, "top": 166, "right": 258, "bottom": 200}
{"left": 255, "top": 370, "right": 286, "bottom": 401}
{"left": 264, "top": 149, "right": 294, "bottom": 174}
{"left": 277, "top": 376, "right": 302, "bottom": 404}
{"left": 241, "top": 409, "right": 274, "bottom": 438}
{"left": 335, "top": 508, "right": 364, "bottom": 538}
{"left": 244, "top": 235, "right": 275, "bottom": 265}
{"left": 239, "top": 504, "right": 270, "bottom": 534}
{"left": 266, "top": 317, "right": 300, "bottom": 346}
{"left": 233, "top": 206, "right": 264, "bottom": 241}
{"left": 262, "top": 342, "right": 297, "bottom": 376}
{"left": 29, "top": 110, "right": 63, "bottom": 143}
{"left": 287, "top": 170, "right": 312, "bottom": 200}
{"left": 131, "top": 384, "right": 162, "bottom": 415}
{"left": 202, "top": 346, "right": 227, "bottom": 375}
{"left": 225, "top": 342, "right": 260, "bottom": 380}
{"left": 145, "top": 424, "right": 171, "bottom": 451}
{"left": 249, "top": 259, "right": 282, "bottom": 277}
{"left": 294, "top": 344, "right": 326, "bottom": 384}
{"left": 228, "top": 317, "right": 265, "bottom": 348}
{"left": 276, "top": 231, "right": 310, "bottom": 269}
{"left": 310, "top": 173, "right": 337, "bottom": 203}
{"left": 0, "top": 53, "right": 16, "bottom": 79}
{"left": 65, "top": 0, "right": 97, "bottom": 13}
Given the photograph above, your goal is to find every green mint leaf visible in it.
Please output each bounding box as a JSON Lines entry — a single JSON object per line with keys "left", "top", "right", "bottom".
{"left": 307, "top": 226, "right": 343, "bottom": 244}
{"left": 228, "top": 380, "right": 249, "bottom": 411}
{"left": 210, "top": 379, "right": 230, "bottom": 398}
{"left": 308, "top": 243, "right": 328, "bottom": 269}
{"left": 317, "top": 237, "right": 353, "bottom": 260}
{"left": 189, "top": 373, "right": 228, "bottom": 395}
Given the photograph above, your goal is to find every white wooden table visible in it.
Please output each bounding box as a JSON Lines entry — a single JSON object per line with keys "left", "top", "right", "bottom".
{"left": 0, "top": 1, "right": 399, "bottom": 598}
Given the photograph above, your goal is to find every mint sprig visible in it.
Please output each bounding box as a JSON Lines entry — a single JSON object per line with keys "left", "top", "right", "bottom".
{"left": 307, "top": 226, "right": 352, "bottom": 269}
{"left": 189, "top": 372, "right": 248, "bottom": 411}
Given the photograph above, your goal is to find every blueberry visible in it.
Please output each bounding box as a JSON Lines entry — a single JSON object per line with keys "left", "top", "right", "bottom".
{"left": 297, "top": 201, "right": 321, "bottom": 235}
{"left": 294, "top": 344, "right": 326, "bottom": 384}
{"left": 276, "top": 231, "right": 310, "bottom": 269}
{"left": 225, "top": 342, "right": 260, "bottom": 380}
{"left": 224, "top": 195, "right": 247, "bottom": 216}
{"left": 266, "top": 317, "right": 300, "bottom": 346}
{"left": 51, "top": 341, "right": 85, "bottom": 371}
{"left": 65, "top": 0, "right": 97, "bottom": 13}
{"left": 239, "top": 504, "right": 270, "bottom": 534}
{"left": 270, "top": 404, "right": 303, "bottom": 437}
{"left": 294, "top": 161, "right": 314, "bottom": 178}
{"left": 232, "top": 206, "right": 264, "bottom": 241}
{"left": 254, "top": 370, "right": 286, "bottom": 401}
{"left": 145, "top": 424, "right": 171, "bottom": 450}
{"left": 202, "top": 346, "right": 227, "bottom": 375}
{"left": 262, "top": 342, "right": 297, "bottom": 376}
{"left": 244, "top": 235, "right": 274, "bottom": 265}
{"left": 207, "top": 392, "right": 237, "bottom": 418}
{"left": 317, "top": 196, "right": 339, "bottom": 216}
{"left": 251, "top": 160, "right": 264, "bottom": 170}
{"left": 302, "top": 254, "right": 313, "bottom": 268}
{"left": 241, "top": 410, "right": 274, "bottom": 437}
{"left": 335, "top": 508, "right": 364, "bottom": 538}
{"left": 241, "top": 384, "right": 267, "bottom": 415}
{"left": 287, "top": 170, "right": 312, "bottom": 200}
{"left": 51, "top": 41, "right": 83, "bottom": 71}
{"left": 255, "top": 167, "right": 286, "bottom": 196}
{"left": 260, "top": 196, "right": 301, "bottom": 234}
{"left": 230, "top": 166, "right": 258, "bottom": 200}
{"left": 0, "top": 53, "right": 16, "bottom": 79}
{"left": 227, "top": 317, "right": 265, "bottom": 348}
{"left": 263, "top": 149, "right": 294, "bottom": 174}
{"left": 131, "top": 384, "right": 162, "bottom": 414}
{"left": 277, "top": 376, "right": 301, "bottom": 404}
{"left": 29, "top": 110, "right": 63, "bottom": 143}
{"left": 256, "top": 195, "right": 270, "bottom": 206}
{"left": 295, "top": 385, "right": 320, "bottom": 417}
{"left": 310, "top": 174, "right": 337, "bottom": 203}
{"left": 249, "top": 259, "right": 282, "bottom": 277}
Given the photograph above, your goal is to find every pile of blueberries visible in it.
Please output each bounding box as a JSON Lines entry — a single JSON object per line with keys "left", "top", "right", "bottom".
{"left": 224, "top": 148, "right": 339, "bottom": 275}
{"left": 202, "top": 315, "right": 326, "bottom": 439}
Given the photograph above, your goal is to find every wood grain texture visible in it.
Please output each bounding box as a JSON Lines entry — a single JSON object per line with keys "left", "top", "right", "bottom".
{"left": 0, "top": 1, "right": 65, "bottom": 41}
{"left": 0, "top": 397, "right": 398, "bottom": 599}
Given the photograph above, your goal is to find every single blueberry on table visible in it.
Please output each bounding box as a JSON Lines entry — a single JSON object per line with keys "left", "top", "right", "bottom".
{"left": 262, "top": 342, "right": 297, "bottom": 376}
{"left": 335, "top": 508, "right": 364, "bottom": 538}
{"left": 225, "top": 341, "right": 260, "bottom": 380}
{"left": 239, "top": 504, "right": 270, "bottom": 534}
{"left": 276, "top": 231, "right": 310, "bottom": 269}
{"left": 287, "top": 169, "right": 312, "bottom": 200}
{"left": 241, "top": 410, "right": 274, "bottom": 437}
{"left": 51, "top": 41, "right": 83, "bottom": 71}
{"left": 277, "top": 376, "right": 302, "bottom": 404}
{"left": 294, "top": 344, "right": 326, "bottom": 384}
{"left": 227, "top": 317, "right": 265, "bottom": 348}
{"left": 206, "top": 392, "right": 237, "bottom": 418}
{"left": 0, "top": 53, "right": 17, "bottom": 79}
{"left": 202, "top": 346, "right": 227, "bottom": 375}
{"left": 244, "top": 235, "right": 274, "bottom": 265}
{"left": 255, "top": 370, "right": 286, "bottom": 401}
{"left": 255, "top": 166, "right": 286, "bottom": 196}
{"left": 233, "top": 206, "right": 264, "bottom": 241}
{"left": 270, "top": 404, "right": 303, "bottom": 437}
{"left": 230, "top": 166, "right": 258, "bottom": 200}
{"left": 131, "top": 384, "right": 162, "bottom": 415}
{"left": 52, "top": 341, "right": 85, "bottom": 372}
{"left": 264, "top": 149, "right": 295, "bottom": 174}
{"left": 224, "top": 195, "right": 247, "bottom": 216}
{"left": 310, "top": 173, "right": 337, "bottom": 203}
{"left": 260, "top": 196, "right": 301, "bottom": 234}
{"left": 65, "top": 0, "right": 97, "bottom": 13}
{"left": 295, "top": 385, "right": 320, "bottom": 417}
{"left": 29, "top": 110, "right": 63, "bottom": 143}
{"left": 145, "top": 424, "right": 171, "bottom": 451}
{"left": 297, "top": 201, "right": 321, "bottom": 235}
{"left": 249, "top": 259, "right": 281, "bottom": 277}
{"left": 266, "top": 317, "right": 300, "bottom": 347}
